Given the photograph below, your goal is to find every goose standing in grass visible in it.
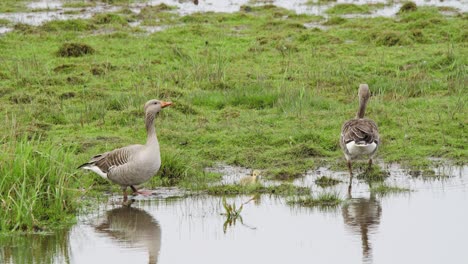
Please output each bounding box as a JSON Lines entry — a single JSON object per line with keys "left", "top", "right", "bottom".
{"left": 78, "top": 99, "right": 172, "bottom": 204}
{"left": 340, "top": 84, "right": 379, "bottom": 193}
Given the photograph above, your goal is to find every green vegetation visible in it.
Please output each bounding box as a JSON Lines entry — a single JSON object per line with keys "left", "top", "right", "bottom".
{"left": 288, "top": 192, "right": 342, "bottom": 208}
{"left": 315, "top": 176, "right": 341, "bottom": 187}
{"left": 57, "top": 42, "right": 96, "bottom": 57}
{"left": 306, "top": 0, "right": 337, "bottom": 5}
{"left": 221, "top": 196, "right": 244, "bottom": 233}
{"left": 0, "top": 4, "right": 466, "bottom": 231}
{"left": 356, "top": 165, "right": 389, "bottom": 183}
{"left": 326, "top": 4, "right": 372, "bottom": 15}
{"left": 207, "top": 183, "right": 310, "bottom": 196}
{"left": 0, "top": 135, "right": 78, "bottom": 232}
{"left": 399, "top": 2, "right": 418, "bottom": 13}
{"left": 370, "top": 184, "right": 411, "bottom": 195}
{"left": 0, "top": 0, "right": 28, "bottom": 13}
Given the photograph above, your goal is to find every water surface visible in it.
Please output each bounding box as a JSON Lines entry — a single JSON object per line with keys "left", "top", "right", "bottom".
{"left": 0, "top": 0, "right": 466, "bottom": 27}
{"left": 1, "top": 163, "right": 466, "bottom": 264}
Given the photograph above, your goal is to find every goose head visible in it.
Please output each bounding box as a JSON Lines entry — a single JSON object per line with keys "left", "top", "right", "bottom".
{"left": 358, "top": 84, "right": 370, "bottom": 103}
{"left": 251, "top": 170, "right": 261, "bottom": 180}
{"left": 144, "top": 99, "right": 173, "bottom": 116}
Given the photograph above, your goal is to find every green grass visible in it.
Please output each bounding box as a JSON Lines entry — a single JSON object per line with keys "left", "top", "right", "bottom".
{"left": 287, "top": 192, "right": 342, "bottom": 208}
{"left": 326, "top": 4, "right": 372, "bottom": 15}
{"left": 0, "top": 0, "right": 28, "bottom": 13}
{"left": 0, "top": 4, "right": 466, "bottom": 231}
{"left": 315, "top": 176, "right": 341, "bottom": 187}
{"left": 207, "top": 183, "right": 310, "bottom": 196}
{"left": 0, "top": 134, "right": 79, "bottom": 232}
{"left": 370, "top": 184, "right": 411, "bottom": 195}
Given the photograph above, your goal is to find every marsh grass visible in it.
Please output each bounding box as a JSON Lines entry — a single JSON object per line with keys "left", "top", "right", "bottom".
{"left": 315, "top": 176, "right": 341, "bottom": 188}
{"left": 288, "top": 192, "right": 342, "bottom": 208}
{"left": 0, "top": 135, "right": 78, "bottom": 232}
{"left": 221, "top": 196, "right": 244, "bottom": 233}
{"left": 0, "top": 3, "right": 466, "bottom": 231}
{"left": 356, "top": 165, "right": 389, "bottom": 183}
{"left": 370, "top": 184, "right": 411, "bottom": 195}
{"left": 207, "top": 183, "right": 310, "bottom": 196}
{"left": 326, "top": 4, "right": 372, "bottom": 15}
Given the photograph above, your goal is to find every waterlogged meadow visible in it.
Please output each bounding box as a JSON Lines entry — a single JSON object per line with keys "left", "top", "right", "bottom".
{"left": 0, "top": 0, "right": 466, "bottom": 253}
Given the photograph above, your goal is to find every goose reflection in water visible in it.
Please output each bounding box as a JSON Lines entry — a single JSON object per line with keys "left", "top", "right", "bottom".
{"left": 94, "top": 206, "right": 161, "bottom": 264}
{"left": 342, "top": 193, "right": 382, "bottom": 264}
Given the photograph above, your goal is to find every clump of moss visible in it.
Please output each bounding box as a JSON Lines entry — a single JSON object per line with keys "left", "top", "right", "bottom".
{"left": 56, "top": 43, "right": 95, "bottom": 57}
{"left": 399, "top": 2, "right": 417, "bottom": 13}
{"left": 315, "top": 176, "right": 341, "bottom": 187}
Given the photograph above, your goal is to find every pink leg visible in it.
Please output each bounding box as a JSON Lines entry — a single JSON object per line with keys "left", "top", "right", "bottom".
{"left": 130, "top": 185, "right": 154, "bottom": 196}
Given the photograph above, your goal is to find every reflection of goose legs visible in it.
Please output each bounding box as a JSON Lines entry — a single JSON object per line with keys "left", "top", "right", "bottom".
{"left": 342, "top": 193, "right": 382, "bottom": 264}
{"left": 347, "top": 160, "right": 353, "bottom": 194}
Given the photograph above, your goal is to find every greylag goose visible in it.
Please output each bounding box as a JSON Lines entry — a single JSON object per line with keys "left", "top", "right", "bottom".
{"left": 78, "top": 99, "right": 172, "bottom": 203}
{"left": 340, "top": 84, "right": 379, "bottom": 192}
{"left": 239, "top": 170, "right": 261, "bottom": 186}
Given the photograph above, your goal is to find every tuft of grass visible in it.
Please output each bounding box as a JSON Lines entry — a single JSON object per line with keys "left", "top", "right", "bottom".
{"left": 56, "top": 43, "right": 95, "bottom": 57}
{"left": 62, "top": 1, "right": 96, "bottom": 8}
{"left": 356, "top": 166, "right": 389, "bottom": 183}
{"left": 326, "top": 4, "right": 371, "bottom": 15}
{"left": 207, "top": 183, "right": 310, "bottom": 196}
{"left": 93, "top": 13, "right": 129, "bottom": 25}
{"left": 323, "top": 16, "right": 346, "bottom": 25}
{"left": 288, "top": 192, "right": 342, "bottom": 208}
{"left": 315, "top": 176, "right": 341, "bottom": 187}
{"left": 373, "top": 30, "right": 411, "bottom": 46}
{"left": 399, "top": 2, "right": 417, "bottom": 13}
{"left": 305, "top": 0, "right": 337, "bottom": 5}
{"left": 370, "top": 184, "right": 411, "bottom": 195}
{"left": 41, "top": 19, "right": 95, "bottom": 32}
{"left": 0, "top": 135, "right": 78, "bottom": 232}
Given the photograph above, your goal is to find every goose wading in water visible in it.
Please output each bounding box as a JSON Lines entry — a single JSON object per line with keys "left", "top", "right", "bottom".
{"left": 340, "top": 84, "right": 379, "bottom": 193}
{"left": 78, "top": 99, "right": 172, "bottom": 204}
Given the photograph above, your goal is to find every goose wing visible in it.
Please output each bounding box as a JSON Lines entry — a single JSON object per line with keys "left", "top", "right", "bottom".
{"left": 341, "top": 118, "right": 379, "bottom": 145}
{"left": 78, "top": 145, "right": 141, "bottom": 173}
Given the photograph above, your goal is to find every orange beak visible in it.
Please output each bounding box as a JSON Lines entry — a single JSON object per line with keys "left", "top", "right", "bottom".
{"left": 161, "top": 101, "right": 173, "bottom": 108}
